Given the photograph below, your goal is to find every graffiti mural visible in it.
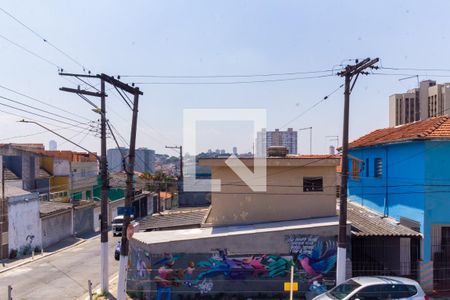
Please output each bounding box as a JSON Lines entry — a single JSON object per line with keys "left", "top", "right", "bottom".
{"left": 286, "top": 234, "right": 337, "bottom": 294}
{"left": 127, "top": 235, "right": 337, "bottom": 299}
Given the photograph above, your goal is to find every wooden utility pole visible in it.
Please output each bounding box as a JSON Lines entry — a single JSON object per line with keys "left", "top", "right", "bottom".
{"left": 336, "top": 58, "right": 379, "bottom": 284}
{"left": 116, "top": 83, "right": 142, "bottom": 300}
{"left": 59, "top": 73, "right": 142, "bottom": 300}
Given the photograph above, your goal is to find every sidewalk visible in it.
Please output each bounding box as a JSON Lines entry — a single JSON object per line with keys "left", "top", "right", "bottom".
{"left": 0, "top": 232, "right": 98, "bottom": 274}
{"left": 83, "top": 273, "right": 132, "bottom": 300}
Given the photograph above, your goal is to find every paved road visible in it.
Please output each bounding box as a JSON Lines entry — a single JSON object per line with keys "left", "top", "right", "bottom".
{"left": 0, "top": 233, "right": 120, "bottom": 300}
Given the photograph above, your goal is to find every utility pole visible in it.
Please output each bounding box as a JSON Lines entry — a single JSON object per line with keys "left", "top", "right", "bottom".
{"left": 117, "top": 84, "right": 142, "bottom": 300}
{"left": 99, "top": 78, "right": 109, "bottom": 293}
{"left": 336, "top": 58, "right": 379, "bottom": 285}
{"left": 58, "top": 73, "right": 142, "bottom": 298}
{"left": 165, "top": 145, "right": 183, "bottom": 204}
{"left": 58, "top": 73, "right": 110, "bottom": 293}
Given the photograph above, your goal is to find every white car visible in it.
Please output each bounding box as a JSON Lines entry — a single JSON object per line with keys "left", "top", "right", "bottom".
{"left": 112, "top": 215, "right": 134, "bottom": 236}
{"left": 313, "top": 276, "right": 428, "bottom": 300}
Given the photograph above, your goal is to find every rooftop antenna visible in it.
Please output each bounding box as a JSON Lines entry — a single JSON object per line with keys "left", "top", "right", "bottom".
{"left": 399, "top": 74, "right": 419, "bottom": 88}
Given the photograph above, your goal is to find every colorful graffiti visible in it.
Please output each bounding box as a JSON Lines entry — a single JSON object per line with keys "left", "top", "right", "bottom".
{"left": 286, "top": 235, "right": 337, "bottom": 293}
{"left": 127, "top": 235, "right": 337, "bottom": 298}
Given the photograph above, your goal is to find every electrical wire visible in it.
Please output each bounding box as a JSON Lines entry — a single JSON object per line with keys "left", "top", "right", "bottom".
{"left": 119, "top": 69, "right": 338, "bottom": 79}
{"left": 133, "top": 74, "right": 336, "bottom": 85}
{"left": 0, "top": 84, "right": 92, "bottom": 122}
{"left": 0, "top": 94, "right": 85, "bottom": 125}
{"left": 0, "top": 7, "right": 89, "bottom": 72}
{"left": 0, "top": 32, "right": 60, "bottom": 69}
{"left": 279, "top": 84, "right": 344, "bottom": 129}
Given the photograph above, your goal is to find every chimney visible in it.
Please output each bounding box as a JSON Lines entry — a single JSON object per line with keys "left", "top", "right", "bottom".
{"left": 329, "top": 145, "right": 335, "bottom": 155}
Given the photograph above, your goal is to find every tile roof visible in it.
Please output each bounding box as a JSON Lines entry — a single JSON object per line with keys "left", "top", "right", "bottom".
{"left": 139, "top": 207, "right": 208, "bottom": 231}
{"left": 345, "top": 201, "right": 421, "bottom": 237}
{"left": 4, "top": 167, "right": 19, "bottom": 180}
{"left": 40, "top": 201, "right": 72, "bottom": 217}
{"left": 349, "top": 116, "right": 450, "bottom": 149}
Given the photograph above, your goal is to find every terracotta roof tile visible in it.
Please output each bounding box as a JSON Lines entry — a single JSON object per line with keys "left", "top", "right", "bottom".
{"left": 349, "top": 116, "right": 450, "bottom": 149}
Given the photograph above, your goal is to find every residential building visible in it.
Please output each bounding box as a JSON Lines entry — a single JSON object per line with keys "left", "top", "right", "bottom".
{"left": 107, "top": 147, "right": 155, "bottom": 173}
{"left": 127, "top": 151, "right": 345, "bottom": 298}
{"left": 0, "top": 144, "right": 50, "bottom": 196}
{"left": 255, "top": 128, "right": 297, "bottom": 156}
{"left": 40, "top": 150, "right": 98, "bottom": 201}
{"left": 389, "top": 80, "right": 450, "bottom": 127}
{"left": 232, "top": 146, "right": 237, "bottom": 155}
{"left": 1, "top": 184, "right": 42, "bottom": 259}
{"left": 347, "top": 116, "right": 450, "bottom": 293}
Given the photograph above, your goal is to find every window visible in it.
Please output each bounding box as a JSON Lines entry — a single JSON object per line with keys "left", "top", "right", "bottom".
{"left": 303, "top": 177, "right": 323, "bottom": 192}
{"left": 351, "top": 159, "right": 360, "bottom": 179}
{"left": 352, "top": 284, "right": 417, "bottom": 299}
{"left": 365, "top": 158, "right": 370, "bottom": 177}
{"left": 328, "top": 279, "right": 361, "bottom": 300}
{"left": 374, "top": 158, "right": 382, "bottom": 178}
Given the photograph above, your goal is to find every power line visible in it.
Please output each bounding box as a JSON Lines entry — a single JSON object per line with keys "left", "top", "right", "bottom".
{"left": 119, "top": 69, "right": 337, "bottom": 79}
{"left": 381, "top": 66, "right": 450, "bottom": 72}
{"left": 0, "top": 33, "right": 61, "bottom": 69}
{"left": 279, "top": 84, "right": 344, "bottom": 129}
{"left": 0, "top": 123, "right": 90, "bottom": 142}
{"left": 0, "top": 84, "right": 91, "bottom": 122}
{"left": 0, "top": 7, "right": 89, "bottom": 72}
{"left": 0, "top": 94, "right": 86, "bottom": 125}
{"left": 133, "top": 74, "right": 336, "bottom": 85}
{"left": 0, "top": 100, "right": 87, "bottom": 127}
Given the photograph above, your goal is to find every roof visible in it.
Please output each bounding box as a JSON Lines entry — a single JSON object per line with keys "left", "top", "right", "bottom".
{"left": 351, "top": 276, "right": 420, "bottom": 286}
{"left": 3, "top": 167, "right": 19, "bottom": 180}
{"left": 139, "top": 207, "right": 208, "bottom": 231}
{"left": 40, "top": 201, "right": 72, "bottom": 217}
{"left": 345, "top": 201, "right": 421, "bottom": 237}
{"left": 133, "top": 216, "right": 339, "bottom": 245}
{"left": 38, "top": 168, "right": 51, "bottom": 178}
{"left": 349, "top": 116, "right": 450, "bottom": 149}
{"left": 4, "top": 184, "right": 32, "bottom": 197}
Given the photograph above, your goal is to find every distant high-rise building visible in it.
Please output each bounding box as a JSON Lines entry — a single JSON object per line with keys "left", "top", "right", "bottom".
{"left": 232, "top": 146, "right": 237, "bottom": 155}
{"left": 107, "top": 147, "right": 155, "bottom": 173}
{"left": 389, "top": 80, "right": 450, "bottom": 127}
{"left": 49, "top": 140, "right": 57, "bottom": 150}
{"left": 255, "top": 128, "right": 297, "bottom": 157}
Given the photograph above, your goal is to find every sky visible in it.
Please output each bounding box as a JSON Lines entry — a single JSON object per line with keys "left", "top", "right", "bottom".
{"left": 1, "top": 1, "right": 450, "bottom": 156}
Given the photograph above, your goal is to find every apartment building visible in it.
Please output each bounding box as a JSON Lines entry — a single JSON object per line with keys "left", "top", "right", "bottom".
{"left": 389, "top": 80, "right": 450, "bottom": 127}
{"left": 255, "top": 128, "right": 297, "bottom": 156}
{"left": 107, "top": 147, "right": 155, "bottom": 173}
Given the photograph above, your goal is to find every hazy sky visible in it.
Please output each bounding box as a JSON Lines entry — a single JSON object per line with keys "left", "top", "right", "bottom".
{"left": 1, "top": 1, "right": 450, "bottom": 156}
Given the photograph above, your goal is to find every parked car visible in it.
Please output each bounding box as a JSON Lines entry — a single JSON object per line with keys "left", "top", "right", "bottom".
{"left": 114, "top": 241, "right": 120, "bottom": 261}
{"left": 112, "top": 215, "right": 134, "bottom": 236}
{"left": 313, "top": 276, "right": 428, "bottom": 300}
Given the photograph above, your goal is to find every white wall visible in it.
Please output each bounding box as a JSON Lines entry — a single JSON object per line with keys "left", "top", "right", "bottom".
{"left": 53, "top": 158, "right": 70, "bottom": 176}
{"left": 8, "top": 192, "right": 42, "bottom": 256}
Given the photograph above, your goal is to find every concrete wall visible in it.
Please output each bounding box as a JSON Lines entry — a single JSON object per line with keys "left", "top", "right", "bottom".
{"left": 73, "top": 205, "right": 94, "bottom": 235}
{"left": 201, "top": 158, "right": 338, "bottom": 226}
{"left": 41, "top": 211, "right": 72, "bottom": 249}
{"left": 71, "top": 161, "right": 98, "bottom": 193}
{"left": 128, "top": 224, "right": 340, "bottom": 298}
{"left": 8, "top": 192, "right": 42, "bottom": 257}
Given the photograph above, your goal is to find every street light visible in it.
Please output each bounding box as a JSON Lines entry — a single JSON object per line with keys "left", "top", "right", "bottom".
{"left": 298, "top": 127, "right": 312, "bottom": 155}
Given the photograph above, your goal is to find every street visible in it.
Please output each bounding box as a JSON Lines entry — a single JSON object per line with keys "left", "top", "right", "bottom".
{"left": 0, "top": 233, "right": 120, "bottom": 300}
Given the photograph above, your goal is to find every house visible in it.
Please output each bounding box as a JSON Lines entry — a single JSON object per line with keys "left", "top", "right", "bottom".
{"left": 127, "top": 152, "right": 346, "bottom": 299}
{"left": 40, "top": 150, "right": 98, "bottom": 201}
{"left": 0, "top": 144, "right": 50, "bottom": 197}
{"left": 1, "top": 184, "right": 42, "bottom": 259}
{"left": 347, "top": 116, "right": 450, "bottom": 293}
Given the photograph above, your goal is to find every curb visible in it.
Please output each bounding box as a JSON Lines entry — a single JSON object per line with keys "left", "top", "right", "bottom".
{"left": 81, "top": 272, "right": 119, "bottom": 300}
{"left": 0, "top": 235, "right": 98, "bottom": 275}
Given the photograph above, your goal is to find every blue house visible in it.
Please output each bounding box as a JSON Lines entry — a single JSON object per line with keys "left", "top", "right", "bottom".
{"left": 347, "top": 116, "right": 450, "bottom": 293}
